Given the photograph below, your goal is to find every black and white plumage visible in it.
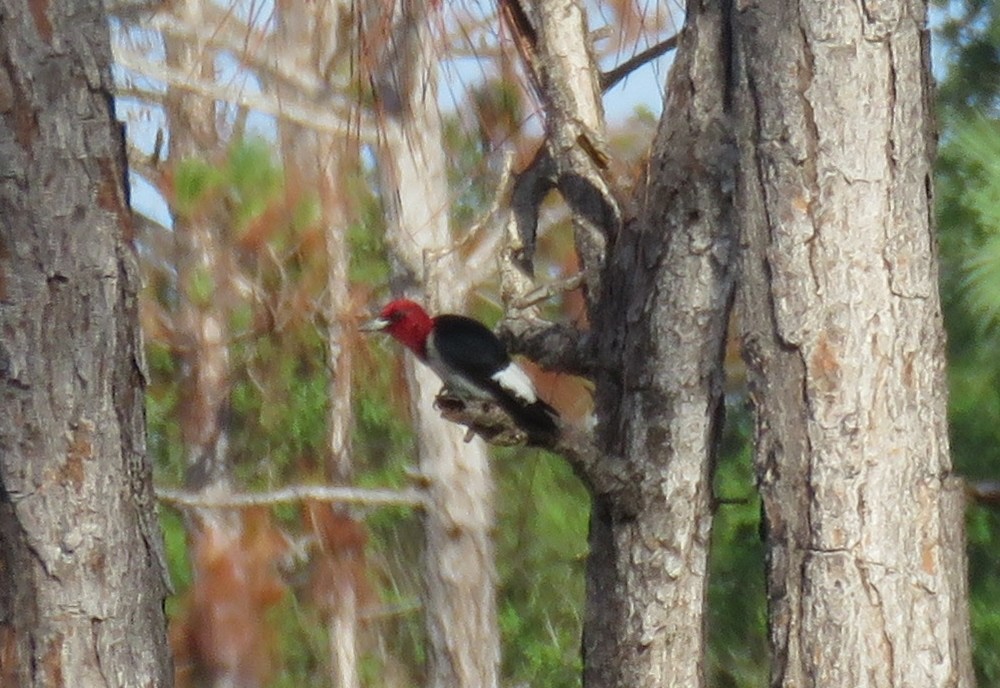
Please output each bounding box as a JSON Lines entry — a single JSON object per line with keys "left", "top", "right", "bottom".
{"left": 360, "top": 299, "right": 560, "bottom": 444}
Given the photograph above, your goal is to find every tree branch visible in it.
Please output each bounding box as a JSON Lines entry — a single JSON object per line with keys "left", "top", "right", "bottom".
{"left": 134, "top": 11, "right": 351, "bottom": 103}
{"left": 433, "top": 392, "right": 622, "bottom": 495}
{"left": 966, "top": 479, "right": 1000, "bottom": 508}
{"left": 498, "top": 318, "right": 592, "bottom": 377}
{"left": 497, "top": 150, "right": 592, "bottom": 377}
{"left": 600, "top": 34, "right": 679, "bottom": 92}
{"left": 114, "top": 47, "right": 378, "bottom": 141}
{"left": 516, "top": 1, "right": 622, "bottom": 314}
{"left": 506, "top": 146, "right": 557, "bottom": 272}
{"left": 156, "top": 484, "right": 426, "bottom": 509}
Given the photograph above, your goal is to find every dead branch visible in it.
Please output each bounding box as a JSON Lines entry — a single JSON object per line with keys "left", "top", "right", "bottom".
{"left": 497, "top": 318, "right": 592, "bottom": 377}
{"left": 157, "top": 484, "right": 426, "bottom": 509}
{"left": 513, "top": 272, "right": 584, "bottom": 309}
{"left": 433, "top": 391, "right": 622, "bottom": 495}
{"left": 967, "top": 479, "right": 1000, "bottom": 508}
{"left": 505, "top": 146, "right": 557, "bottom": 273}
{"left": 114, "top": 47, "right": 376, "bottom": 141}
{"left": 509, "top": 2, "right": 622, "bottom": 316}
{"left": 496, "top": 149, "right": 590, "bottom": 376}
{"left": 600, "top": 34, "right": 679, "bottom": 92}
{"left": 434, "top": 393, "right": 532, "bottom": 447}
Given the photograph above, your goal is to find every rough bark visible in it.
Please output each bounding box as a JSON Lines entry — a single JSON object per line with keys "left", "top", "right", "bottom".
{"left": 585, "top": 1, "right": 737, "bottom": 686}
{"left": 370, "top": 2, "right": 500, "bottom": 687}
{"left": 0, "top": 0, "right": 172, "bottom": 684}
{"left": 732, "top": 1, "right": 975, "bottom": 685}
{"left": 491, "top": 1, "right": 738, "bottom": 685}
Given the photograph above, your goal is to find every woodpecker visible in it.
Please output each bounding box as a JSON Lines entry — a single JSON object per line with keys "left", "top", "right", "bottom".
{"left": 360, "top": 299, "right": 560, "bottom": 444}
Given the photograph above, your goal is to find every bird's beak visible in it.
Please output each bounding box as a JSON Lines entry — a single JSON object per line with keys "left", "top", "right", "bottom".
{"left": 359, "top": 316, "right": 390, "bottom": 333}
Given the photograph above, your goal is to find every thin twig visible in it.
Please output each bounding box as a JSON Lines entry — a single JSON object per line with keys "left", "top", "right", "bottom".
{"left": 156, "top": 485, "right": 426, "bottom": 509}
{"left": 462, "top": 151, "right": 520, "bottom": 278}
{"left": 136, "top": 12, "right": 349, "bottom": 101}
{"left": 600, "top": 34, "right": 679, "bottom": 92}
{"left": 423, "top": 150, "right": 519, "bottom": 283}
{"left": 114, "top": 48, "right": 377, "bottom": 141}
{"left": 967, "top": 479, "right": 1000, "bottom": 508}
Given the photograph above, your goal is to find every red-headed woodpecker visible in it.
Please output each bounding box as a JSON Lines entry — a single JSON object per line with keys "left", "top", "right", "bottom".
{"left": 360, "top": 299, "right": 560, "bottom": 444}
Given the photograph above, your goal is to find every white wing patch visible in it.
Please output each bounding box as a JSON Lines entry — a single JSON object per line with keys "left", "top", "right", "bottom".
{"left": 491, "top": 362, "right": 538, "bottom": 404}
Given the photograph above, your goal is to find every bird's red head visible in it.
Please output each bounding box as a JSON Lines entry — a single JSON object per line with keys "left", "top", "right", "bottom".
{"left": 360, "top": 299, "right": 433, "bottom": 357}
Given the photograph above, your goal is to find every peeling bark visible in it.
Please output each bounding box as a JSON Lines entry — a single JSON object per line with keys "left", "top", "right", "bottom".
{"left": 501, "top": 0, "right": 620, "bottom": 306}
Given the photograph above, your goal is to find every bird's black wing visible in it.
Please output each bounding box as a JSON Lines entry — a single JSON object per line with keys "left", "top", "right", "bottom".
{"left": 431, "top": 315, "right": 559, "bottom": 445}
{"left": 430, "top": 314, "right": 510, "bottom": 379}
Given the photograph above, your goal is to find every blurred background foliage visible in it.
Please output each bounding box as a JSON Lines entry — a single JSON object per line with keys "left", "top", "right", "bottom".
{"left": 936, "top": 1, "right": 1000, "bottom": 685}
{"left": 125, "top": 0, "right": 1000, "bottom": 685}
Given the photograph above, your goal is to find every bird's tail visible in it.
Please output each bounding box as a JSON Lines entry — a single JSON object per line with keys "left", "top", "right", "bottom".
{"left": 501, "top": 397, "right": 561, "bottom": 446}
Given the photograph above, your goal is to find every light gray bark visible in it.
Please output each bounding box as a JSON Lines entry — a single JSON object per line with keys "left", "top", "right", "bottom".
{"left": 508, "top": 0, "right": 973, "bottom": 685}
{"left": 0, "top": 0, "right": 172, "bottom": 684}
{"left": 732, "top": 0, "right": 975, "bottom": 685}
{"left": 371, "top": 2, "right": 500, "bottom": 687}
{"left": 503, "top": 1, "right": 735, "bottom": 685}
{"left": 586, "top": 1, "right": 736, "bottom": 685}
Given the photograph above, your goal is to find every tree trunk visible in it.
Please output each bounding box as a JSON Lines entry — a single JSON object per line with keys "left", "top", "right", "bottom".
{"left": 731, "top": 0, "right": 975, "bottom": 685}
{"left": 370, "top": 2, "right": 500, "bottom": 687}
{"left": 272, "top": 3, "right": 362, "bottom": 686}
{"left": 162, "top": 0, "right": 230, "bottom": 486}
{"left": 586, "top": 1, "right": 736, "bottom": 686}
{"left": 0, "top": 0, "right": 172, "bottom": 685}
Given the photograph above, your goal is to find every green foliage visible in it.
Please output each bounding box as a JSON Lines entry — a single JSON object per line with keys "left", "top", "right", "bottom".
{"left": 173, "top": 157, "right": 225, "bottom": 218}
{"left": 348, "top": 218, "right": 390, "bottom": 285}
{"left": 146, "top": 341, "right": 185, "bottom": 485}
{"left": 160, "top": 508, "right": 193, "bottom": 599}
{"left": 934, "top": 0, "right": 1000, "bottom": 119}
{"left": 171, "top": 138, "right": 285, "bottom": 228}
{"left": 185, "top": 264, "right": 216, "bottom": 306}
{"left": 442, "top": 115, "right": 494, "bottom": 231}
{"left": 708, "top": 404, "right": 768, "bottom": 687}
{"left": 943, "top": 118, "right": 1000, "bottom": 331}
{"left": 966, "top": 505, "right": 1000, "bottom": 685}
{"left": 347, "top": 173, "right": 390, "bottom": 286}
{"left": 269, "top": 594, "right": 330, "bottom": 688}
{"left": 226, "top": 139, "right": 283, "bottom": 228}
{"left": 935, "top": 3, "right": 1000, "bottom": 682}
{"left": 494, "top": 450, "right": 589, "bottom": 688}
{"left": 291, "top": 194, "right": 323, "bottom": 234}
